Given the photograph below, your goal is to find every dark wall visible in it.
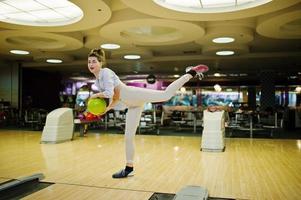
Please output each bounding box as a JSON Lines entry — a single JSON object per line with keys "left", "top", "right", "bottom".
{"left": 22, "top": 68, "right": 62, "bottom": 111}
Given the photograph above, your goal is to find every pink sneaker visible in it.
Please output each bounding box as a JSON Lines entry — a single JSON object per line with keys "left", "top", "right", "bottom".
{"left": 186, "top": 64, "right": 209, "bottom": 80}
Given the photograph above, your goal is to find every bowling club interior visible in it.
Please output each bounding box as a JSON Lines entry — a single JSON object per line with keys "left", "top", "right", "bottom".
{"left": 0, "top": 1, "right": 301, "bottom": 200}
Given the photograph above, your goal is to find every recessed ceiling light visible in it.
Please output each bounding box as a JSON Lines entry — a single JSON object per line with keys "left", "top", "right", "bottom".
{"left": 46, "top": 59, "right": 62, "bottom": 64}
{"left": 153, "top": 0, "right": 272, "bottom": 13}
{"left": 214, "top": 73, "right": 221, "bottom": 77}
{"left": 0, "top": 0, "right": 83, "bottom": 26}
{"left": 216, "top": 50, "right": 235, "bottom": 56}
{"left": 174, "top": 75, "right": 180, "bottom": 78}
{"left": 212, "top": 37, "right": 235, "bottom": 43}
{"left": 10, "top": 50, "right": 29, "bottom": 55}
{"left": 100, "top": 43, "right": 120, "bottom": 50}
{"left": 124, "top": 55, "right": 141, "bottom": 60}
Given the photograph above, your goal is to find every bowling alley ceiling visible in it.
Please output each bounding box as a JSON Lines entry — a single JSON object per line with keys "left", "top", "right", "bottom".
{"left": 0, "top": 0, "right": 301, "bottom": 81}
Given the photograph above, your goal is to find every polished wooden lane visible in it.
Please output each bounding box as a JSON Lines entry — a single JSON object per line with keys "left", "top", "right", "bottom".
{"left": 0, "top": 130, "right": 301, "bottom": 199}
{"left": 22, "top": 184, "right": 153, "bottom": 200}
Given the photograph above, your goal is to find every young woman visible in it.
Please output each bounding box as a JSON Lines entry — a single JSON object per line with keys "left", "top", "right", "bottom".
{"left": 88, "top": 48, "right": 208, "bottom": 178}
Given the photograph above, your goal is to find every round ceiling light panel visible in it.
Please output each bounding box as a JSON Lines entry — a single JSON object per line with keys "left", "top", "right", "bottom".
{"left": 195, "top": 26, "right": 254, "bottom": 45}
{"left": 212, "top": 37, "right": 235, "bottom": 43}
{"left": 9, "top": 49, "right": 30, "bottom": 55}
{"left": 216, "top": 50, "right": 235, "bottom": 56}
{"left": 202, "top": 44, "right": 249, "bottom": 56}
{"left": 100, "top": 43, "right": 121, "bottom": 50}
{"left": 153, "top": 0, "right": 272, "bottom": 13}
{"left": 46, "top": 59, "right": 63, "bottom": 64}
{"left": 111, "top": 48, "right": 153, "bottom": 59}
{"left": 0, "top": 0, "right": 112, "bottom": 32}
{"left": 123, "top": 55, "right": 141, "bottom": 60}
{"left": 0, "top": 0, "right": 83, "bottom": 26}
{"left": 121, "top": 0, "right": 299, "bottom": 21}
{"left": 34, "top": 52, "right": 74, "bottom": 63}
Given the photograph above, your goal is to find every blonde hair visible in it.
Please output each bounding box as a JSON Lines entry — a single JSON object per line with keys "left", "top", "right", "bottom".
{"left": 88, "top": 48, "right": 106, "bottom": 66}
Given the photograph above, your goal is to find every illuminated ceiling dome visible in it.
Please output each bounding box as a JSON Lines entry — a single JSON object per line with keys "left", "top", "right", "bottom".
{"left": 0, "top": 0, "right": 83, "bottom": 26}
{"left": 153, "top": 0, "right": 272, "bottom": 13}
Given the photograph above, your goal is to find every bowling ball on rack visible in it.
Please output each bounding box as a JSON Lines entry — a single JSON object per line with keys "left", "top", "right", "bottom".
{"left": 84, "top": 112, "right": 95, "bottom": 121}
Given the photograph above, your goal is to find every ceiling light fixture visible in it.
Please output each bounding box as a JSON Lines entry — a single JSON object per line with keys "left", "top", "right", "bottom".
{"left": 9, "top": 49, "right": 30, "bottom": 55}
{"left": 174, "top": 75, "right": 180, "bottom": 78}
{"left": 46, "top": 59, "right": 62, "bottom": 64}
{"left": 214, "top": 73, "right": 221, "bottom": 77}
{"left": 0, "top": 0, "right": 83, "bottom": 26}
{"left": 124, "top": 55, "right": 141, "bottom": 60}
{"left": 212, "top": 37, "right": 235, "bottom": 43}
{"left": 153, "top": 0, "right": 272, "bottom": 13}
{"left": 216, "top": 50, "right": 235, "bottom": 56}
{"left": 100, "top": 43, "right": 120, "bottom": 50}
